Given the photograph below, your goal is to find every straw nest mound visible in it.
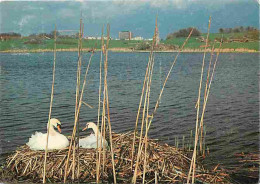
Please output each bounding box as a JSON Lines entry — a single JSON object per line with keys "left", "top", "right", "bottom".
{"left": 5, "top": 132, "right": 230, "bottom": 183}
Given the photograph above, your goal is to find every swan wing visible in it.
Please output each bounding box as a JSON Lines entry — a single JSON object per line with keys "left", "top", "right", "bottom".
{"left": 79, "top": 134, "right": 108, "bottom": 149}
{"left": 27, "top": 132, "right": 47, "bottom": 150}
{"left": 27, "top": 132, "right": 69, "bottom": 150}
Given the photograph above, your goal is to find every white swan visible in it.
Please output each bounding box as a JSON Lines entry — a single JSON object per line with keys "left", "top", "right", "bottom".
{"left": 79, "top": 122, "right": 108, "bottom": 149}
{"left": 27, "top": 118, "right": 69, "bottom": 150}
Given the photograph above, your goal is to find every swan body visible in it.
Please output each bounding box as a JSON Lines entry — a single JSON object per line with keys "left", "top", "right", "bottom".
{"left": 79, "top": 122, "right": 108, "bottom": 149}
{"left": 27, "top": 118, "right": 69, "bottom": 150}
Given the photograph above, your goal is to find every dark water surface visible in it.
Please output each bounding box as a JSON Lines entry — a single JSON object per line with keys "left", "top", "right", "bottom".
{"left": 0, "top": 52, "right": 259, "bottom": 179}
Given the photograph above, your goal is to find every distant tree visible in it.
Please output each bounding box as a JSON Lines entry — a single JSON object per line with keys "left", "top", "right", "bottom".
{"left": 245, "top": 26, "right": 257, "bottom": 32}
{"left": 228, "top": 28, "right": 233, "bottom": 33}
{"left": 135, "top": 42, "right": 150, "bottom": 50}
{"left": 29, "top": 33, "right": 37, "bottom": 37}
{"left": 166, "top": 27, "right": 201, "bottom": 40}
{"left": 49, "top": 30, "right": 60, "bottom": 38}
{"left": 239, "top": 26, "right": 244, "bottom": 32}
{"left": 0, "top": 32, "right": 21, "bottom": 37}
{"left": 74, "top": 32, "right": 80, "bottom": 39}
{"left": 219, "top": 28, "right": 224, "bottom": 33}
{"left": 233, "top": 27, "right": 240, "bottom": 33}
{"left": 166, "top": 33, "right": 174, "bottom": 40}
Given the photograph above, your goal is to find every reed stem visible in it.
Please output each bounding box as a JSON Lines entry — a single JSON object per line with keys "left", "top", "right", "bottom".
{"left": 147, "top": 28, "right": 194, "bottom": 132}
{"left": 104, "top": 24, "right": 117, "bottom": 184}
{"left": 130, "top": 27, "right": 156, "bottom": 170}
{"left": 43, "top": 24, "right": 56, "bottom": 184}
{"left": 64, "top": 50, "right": 95, "bottom": 183}
{"left": 77, "top": 22, "right": 84, "bottom": 180}
{"left": 96, "top": 25, "right": 104, "bottom": 184}
{"left": 73, "top": 18, "right": 83, "bottom": 181}
{"left": 199, "top": 41, "right": 215, "bottom": 153}
{"left": 187, "top": 16, "right": 211, "bottom": 184}
{"left": 132, "top": 21, "right": 157, "bottom": 183}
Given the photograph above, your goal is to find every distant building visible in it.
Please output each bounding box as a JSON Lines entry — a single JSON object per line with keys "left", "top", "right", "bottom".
{"left": 86, "top": 36, "right": 97, "bottom": 40}
{"left": 119, "top": 31, "right": 132, "bottom": 40}
{"left": 132, "top": 36, "right": 144, "bottom": 41}
{"left": 85, "top": 36, "right": 111, "bottom": 40}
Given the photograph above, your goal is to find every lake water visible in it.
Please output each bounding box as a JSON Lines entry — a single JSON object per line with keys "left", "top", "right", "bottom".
{"left": 0, "top": 52, "right": 259, "bottom": 181}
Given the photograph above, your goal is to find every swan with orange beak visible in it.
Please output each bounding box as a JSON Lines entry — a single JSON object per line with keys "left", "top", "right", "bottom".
{"left": 79, "top": 122, "right": 108, "bottom": 149}
{"left": 27, "top": 118, "right": 69, "bottom": 150}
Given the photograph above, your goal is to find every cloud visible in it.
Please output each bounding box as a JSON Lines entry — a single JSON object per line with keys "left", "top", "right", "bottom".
{"left": 18, "top": 15, "right": 35, "bottom": 27}
{"left": 57, "top": 8, "right": 76, "bottom": 18}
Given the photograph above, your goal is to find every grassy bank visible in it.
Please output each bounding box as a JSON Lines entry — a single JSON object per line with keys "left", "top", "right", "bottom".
{"left": 0, "top": 33, "right": 259, "bottom": 52}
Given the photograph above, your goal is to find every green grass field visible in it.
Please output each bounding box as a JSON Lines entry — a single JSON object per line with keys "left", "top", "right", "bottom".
{"left": 0, "top": 33, "right": 259, "bottom": 51}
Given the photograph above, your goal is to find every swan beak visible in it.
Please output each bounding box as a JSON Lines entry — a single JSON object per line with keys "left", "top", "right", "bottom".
{"left": 57, "top": 124, "right": 62, "bottom": 133}
{"left": 82, "top": 126, "right": 88, "bottom": 131}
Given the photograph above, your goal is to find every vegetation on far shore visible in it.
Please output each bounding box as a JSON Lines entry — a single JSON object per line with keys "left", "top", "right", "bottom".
{"left": 1, "top": 26, "right": 259, "bottom": 52}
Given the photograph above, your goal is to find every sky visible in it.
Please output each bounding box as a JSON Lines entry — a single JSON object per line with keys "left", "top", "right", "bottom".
{"left": 0, "top": 0, "right": 259, "bottom": 39}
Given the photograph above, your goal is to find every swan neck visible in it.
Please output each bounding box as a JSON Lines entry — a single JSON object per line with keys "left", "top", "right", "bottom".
{"left": 93, "top": 126, "right": 101, "bottom": 137}
{"left": 47, "top": 123, "right": 57, "bottom": 135}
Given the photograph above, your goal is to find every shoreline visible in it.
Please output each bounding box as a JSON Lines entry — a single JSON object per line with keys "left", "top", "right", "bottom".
{"left": 0, "top": 47, "right": 259, "bottom": 53}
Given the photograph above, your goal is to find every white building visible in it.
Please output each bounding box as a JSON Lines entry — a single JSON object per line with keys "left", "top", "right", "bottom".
{"left": 132, "top": 36, "right": 144, "bottom": 41}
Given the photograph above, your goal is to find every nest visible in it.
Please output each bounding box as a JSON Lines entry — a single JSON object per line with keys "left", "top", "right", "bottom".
{"left": 5, "top": 132, "right": 230, "bottom": 183}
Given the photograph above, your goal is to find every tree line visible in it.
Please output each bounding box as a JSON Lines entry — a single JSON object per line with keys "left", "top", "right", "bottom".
{"left": 219, "top": 26, "right": 257, "bottom": 33}
{"left": 0, "top": 32, "right": 21, "bottom": 37}
{"left": 166, "top": 27, "right": 201, "bottom": 40}
{"left": 29, "top": 31, "right": 60, "bottom": 39}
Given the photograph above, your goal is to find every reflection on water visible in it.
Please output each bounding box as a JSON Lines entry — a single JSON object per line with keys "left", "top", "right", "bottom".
{"left": 0, "top": 52, "right": 259, "bottom": 172}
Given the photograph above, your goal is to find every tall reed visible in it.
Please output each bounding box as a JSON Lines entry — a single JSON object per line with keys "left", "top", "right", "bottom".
{"left": 199, "top": 41, "right": 216, "bottom": 153}
{"left": 96, "top": 25, "right": 104, "bottom": 183}
{"left": 43, "top": 25, "right": 56, "bottom": 184}
{"left": 130, "top": 35, "right": 154, "bottom": 170}
{"left": 199, "top": 39, "right": 223, "bottom": 157}
{"left": 187, "top": 16, "right": 211, "bottom": 184}
{"left": 64, "top": 19, "right": 83, "bottom": 182}
{"left": 104, "top": 24, "right": 117, "bottom": 184}
{"left": 72, "top": 19, "right": 83, "bottom": 181}
{"left": 147, "top": 28, "right": 194, "bottom": 132}
{"left": 77, "top": 22, "right": 84, "bottom": 179}
{"left": 132, "top": 17, "right": 194, "bottom": 184}
{"left": 132, "top": 18, "right": 157, "bottom": 184}
{"left": 95, "top": 24, "right": 116, "bottom": 183}
{"left": 64, "top": 43, "right": 95, "bottom": 184}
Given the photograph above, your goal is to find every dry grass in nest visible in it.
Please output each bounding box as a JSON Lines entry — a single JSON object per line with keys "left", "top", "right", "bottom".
{"left": 5, "top": 132, "right": 230, "bottom": 183}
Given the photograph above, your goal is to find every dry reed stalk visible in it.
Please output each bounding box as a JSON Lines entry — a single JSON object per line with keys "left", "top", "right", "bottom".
{"left": 198, "top": 39, "right": 223, "bottom": 155}
{"left": 100, "top": 45, "right": 108, "bottom": 180}
{"left": 77, "top": 22, "right": 84, "bottom": 179}
{"left": 104, "top": 24, "right": 117, "bottom": 184}
{"left": 130, "top": 42, "right": 154, "bottom": 169}
{"left": 101, "top": 91, "right": 106, "bottom": 176}
{"left": 43, "top": 25, "right": 56, "bottom": 184}
{"left": 82, "top": 101, "right": 93, "bottom": 108}
{"left": 142, "top": 21, "right": 158, "bottom": 182}
{"left": 143, "top": 55, "right": 155, "bottom": 184}
{"left": 199, "top": 41, "right": 216, "bottom": 153}
{"left": 133, "top": 21, "right": 194, "bottom": 184}
{"left": 73, "top": 20, "right": 83, "bottom": 181}
{"left": 147, "top": 28, "right": 194, "bottom": 132}
{"left": 131, "top": 16, "right": 158, "bottom": 174}
{"left": 132, "top": 52, "right": 154, "bottom": 184}
{"left": 187, "top": 16, "right": 211, "bottom": 184}
{"left": 72, "top": 140, "right": 76, "bottom": 180}
{"left": 96, "top": 25, "right": 104, "bottom": 183}
{"left": 64, "top": 49, "right": 95, "bottom": 183}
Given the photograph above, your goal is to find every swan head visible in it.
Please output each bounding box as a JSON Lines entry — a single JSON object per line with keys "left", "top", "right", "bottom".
{"left": 82, "top": 122, "right": 97, "bottom": 131}
{"left": 49, "top": 118, "right": 62, "bottom": 133}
